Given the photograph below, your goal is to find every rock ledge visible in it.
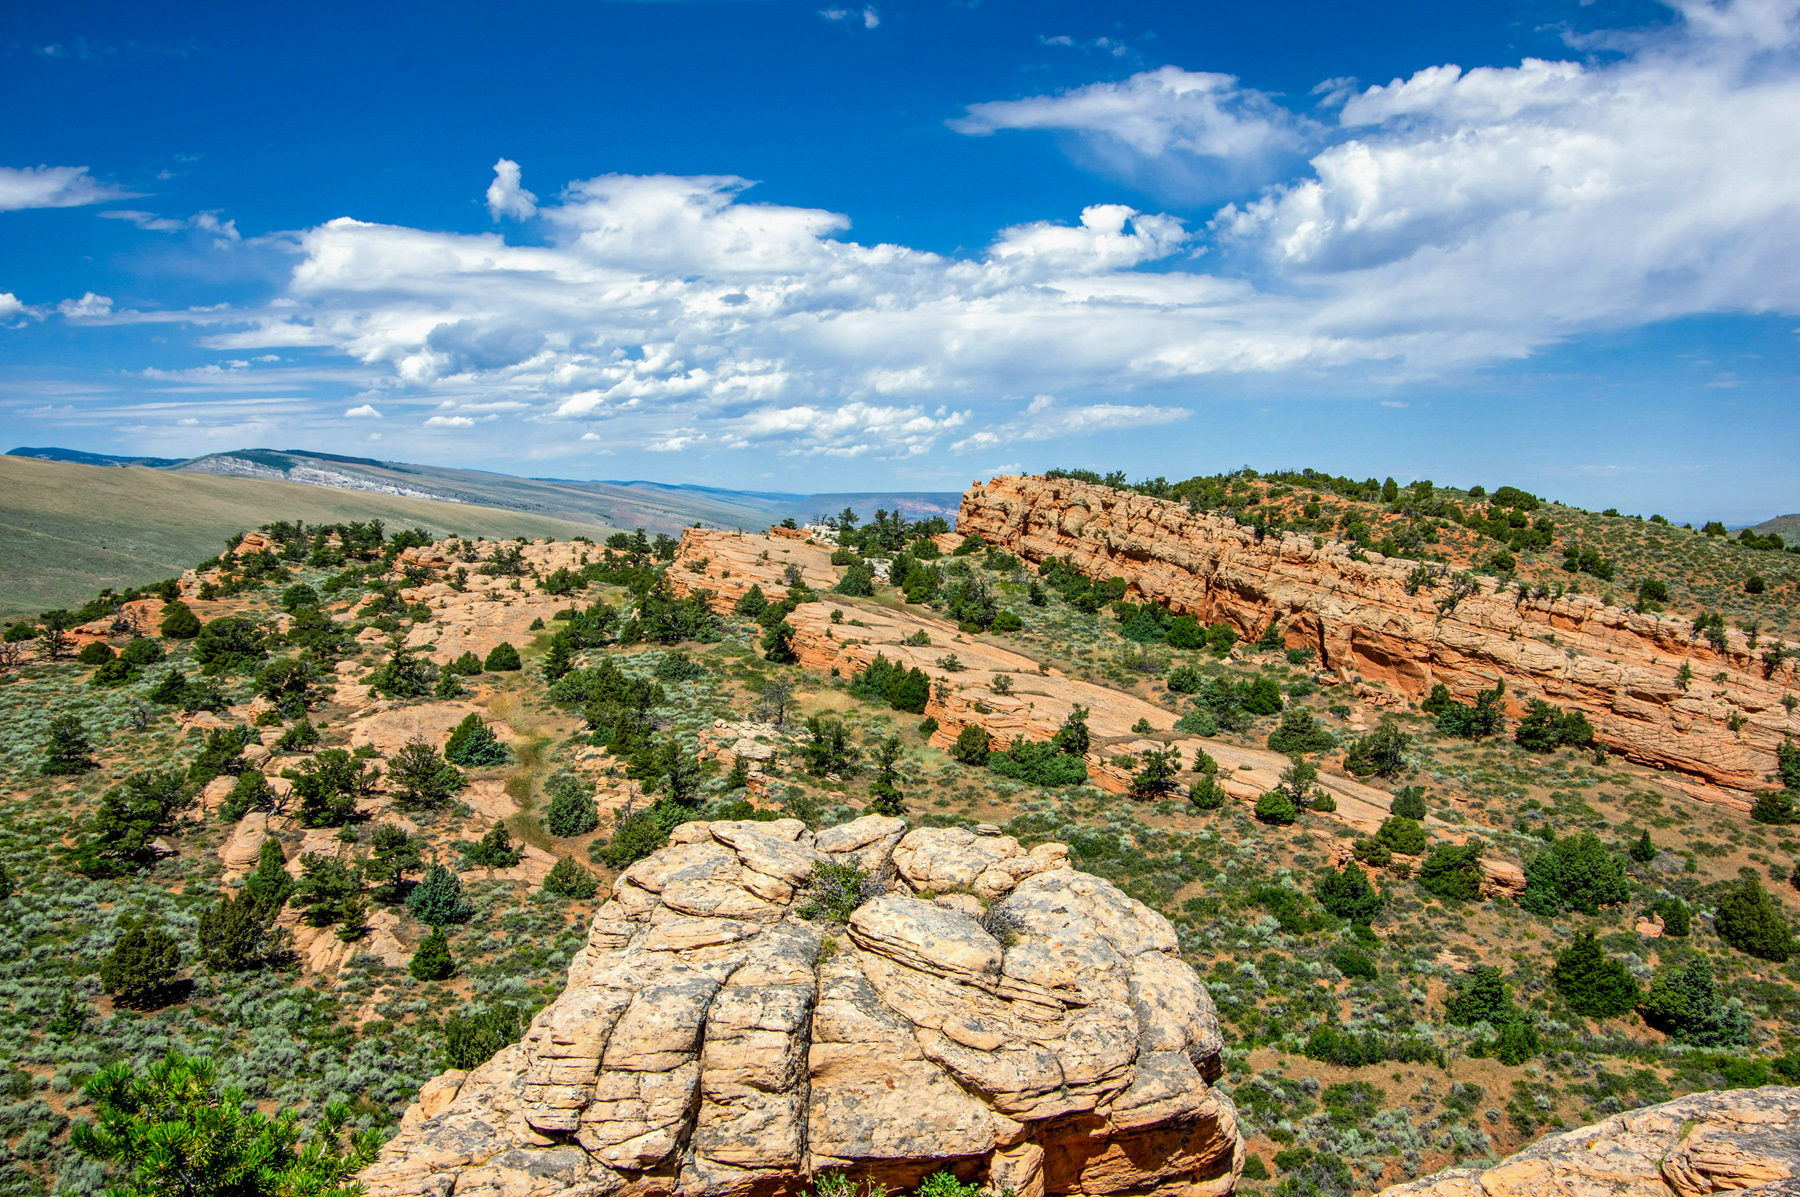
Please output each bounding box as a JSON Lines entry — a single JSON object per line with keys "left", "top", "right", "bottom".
{"left": 1385, "top": 1085, "right": 1800, "bottom": 1197}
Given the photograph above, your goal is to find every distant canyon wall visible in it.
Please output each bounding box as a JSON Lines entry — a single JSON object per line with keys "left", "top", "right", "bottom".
{"left": 957, "top": 476, "right": 1798, "bottom": 807}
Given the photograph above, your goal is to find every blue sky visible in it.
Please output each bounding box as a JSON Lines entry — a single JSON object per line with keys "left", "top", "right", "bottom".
{"left": 3, "top": 0, "right": 1797, "bottom": 521}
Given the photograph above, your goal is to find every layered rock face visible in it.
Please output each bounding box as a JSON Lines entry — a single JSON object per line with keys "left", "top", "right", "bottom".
{"left": 959, "top": 476, "right": 1799, "bottom": 807}
{"left": 1384, "top": 1085, "right": 1800, "bottom": 1197}
{"left": 361, "top": 819, "right": 1242, "bottom": 1197}
{"left": 665, "top": 529, "right": 1401, "bottom": 834}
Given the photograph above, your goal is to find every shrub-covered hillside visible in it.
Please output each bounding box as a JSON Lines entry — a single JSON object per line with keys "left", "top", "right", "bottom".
{"left": 1, "top": 495, "right": 1798, "bottom": 1197}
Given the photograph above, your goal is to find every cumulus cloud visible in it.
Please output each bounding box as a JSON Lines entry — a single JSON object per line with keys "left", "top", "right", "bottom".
{"left": 83, "top": 0, "right": 1800, "bottom": 463}
{"left": 1203, "top": 1, "right": 1800, "bottom": 352}
{"left": 58, "top": 293, "right": 114, "bottom": 319}
{"left": 0, "top": 165, "right": 136, "bottom": 211}
{"left": 486, "top": 159, "right": 537, "bottom": 220}
{"left": 344, "top": 403, "right": 382, "bottom": 418}
{"left": 0, "top": 293, "right": 26, "bottom": 320}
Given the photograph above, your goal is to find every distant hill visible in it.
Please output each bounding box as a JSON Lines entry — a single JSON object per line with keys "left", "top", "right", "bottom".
{"left": 9, "top": 445, "right": 185, "bottom": 469}
{"left": 7, "top": 447, "right": 962, "bottom": 539}
{"left": 0, "top": 456, "right": 605, "bottom": 617}
{"left": 0, "top": 448, "right": 965, "bottom": 616}
{"left": 1747, "top": 514, "right": 1800, "bottom": 546}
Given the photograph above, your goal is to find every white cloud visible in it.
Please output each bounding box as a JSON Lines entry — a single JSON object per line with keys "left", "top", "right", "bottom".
{"left": 820, "top": 6, "right": 877, "bottom": 26}
{"left": 58, "top": 293, "right": 114, "bottom": 319}
{"left": 486, "top": 159, "right": 537, "bottom": 221}
{"left": 0, "top": 293, "right": 26, "bottom": 321}
{"left": 83, "top": 0, "right": 1800, "bottom": 463}
{"left": 950, "top": 396, "right": 1188, "bottom": 453}
{"left": 1039, "top": 34, "right": 1129, "bottom": 58}
{"left": 951, "top": 66, "right": 1318, "bottom": 198}
{"left": 344, "top": 403, "right": 382, "bottom": 418}
{"left": 0, "top": 165, "right": 136, "bottom": 212}
{"left": 988, "top": 203, "right": 1189, "bottom": 275}
{"left": 1201, "top": 4, "right": 1800, "bottom": 358}
{"left": 101, "top": 209, "right": 239, "bottom": 245}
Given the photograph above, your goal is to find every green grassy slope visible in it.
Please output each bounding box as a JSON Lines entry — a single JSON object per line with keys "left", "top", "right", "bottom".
{"left": 0, "top": 456, "right": 606, "bottom": 616}
{"left": 166, "top": 450, "right": 793, "bottom": 533}
{"left": 163, "top": 450, "right": 962, "bottom": 533}
{"left": 1749, "top": 513, "right": 1800, "bottom": 546}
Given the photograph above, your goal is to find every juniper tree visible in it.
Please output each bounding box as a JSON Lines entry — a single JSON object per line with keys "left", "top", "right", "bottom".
{"left": 443, "top": 713, "right": 509, "bottom": 767}
{"left": 388, "top": 740, "right": 464, "bottom": 809}
{"left": 406, "top": 863, "right": 475, "bottom": 927}
{"left": 1314, "top": 862, "right": 1383, "bottom": 924}
{"left": 243, "top": 838, "right": 293, "bottom": 906}
{"left": 867, "top": 735, "right": 906, "bottom": 816}
{"left": 543, "top": 773, "right": 600, "bottom": 837}
{"left": 369, "top": 824, "right": 424, "bottom": 902}
{"left": 543, "top": 856, "right": 599, "bottom": 899}
{"left": 197, "top": 889, "right": 289, "bottom": 972}
{"left": 1715, "top": 875, "right": 1795, "bottom": 962}
{"left": 100, "top": 923, "right": 181, "bottom": 1006}
{"left": 952, "top": 724, "right": 991, "bottom": 766}
{"left": 1640, "top": 957, "right": 1750, "bottom": 1047}
{"left": 285, "top": 749, "right": 375, "bottom": 827}
{"left": 409, "top": 928, "right": 455, "bottom": 981}
{"left": 1552, "top": 930, "right": 1640, "bottom": 1018}
{"left": 463, "top": 822, "right": 522, "bottom": 868}
{"left": 292, "top": 854, "right": 363, "bottom": 928}
{"left": 158, "top": 600, "right": 203, "bottom": 639}
{"left": 41, "top": 713, "right": 96, "bottom": 776}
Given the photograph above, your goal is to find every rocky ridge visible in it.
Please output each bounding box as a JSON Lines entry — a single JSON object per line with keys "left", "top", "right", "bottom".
{"left": 956, "top": 475, "right": 1800, "bottom": 808}
{"left": 666, "top": 528, "right": 1526, "bottom": 897}
{"left": 1382, "top": 1085, "right": 1800, "bottom": 1197}
{"left": 361, "top": 819, "right": 1243, "bottom": 1197}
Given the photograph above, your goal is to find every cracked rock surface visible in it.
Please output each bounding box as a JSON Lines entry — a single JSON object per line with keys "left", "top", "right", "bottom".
{"left": 362, "top": 819, "right": 1241, "bottom": 1197}
{"left": 1384, "top": 1086, "right": 1800, "bottom": 1197}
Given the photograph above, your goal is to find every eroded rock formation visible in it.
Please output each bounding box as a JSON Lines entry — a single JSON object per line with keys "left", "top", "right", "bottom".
{"left": 663, "top": 528, "right": 1521, "bottom": 897}
{"left": 958, "top": 476, "right": 1800, "bottom": 807}
{"left": 664, "top": 529, "right": 1397, "bottom": 830}
{"left": 1383, "top": 1085, "right": 1800, "bottom": 1197}
{"left": 362, "top": 819, "right": 1243, "bottom": 1197}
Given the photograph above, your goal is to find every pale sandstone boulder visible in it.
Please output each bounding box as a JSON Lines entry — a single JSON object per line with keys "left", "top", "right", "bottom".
{"left": 350, "top": 702, "right": 511, "bottom": 758}
{"left": 219, "top": 814, "right": 274, "bottom": 879}
{"left": 1384, "top": 1086, "right": 1800, "bottom": 1197}
{"left": 364, "top": 819, "right": 1242, "bottom": 1197}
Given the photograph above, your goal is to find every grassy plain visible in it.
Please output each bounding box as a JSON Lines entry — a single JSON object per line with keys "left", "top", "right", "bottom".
{"left": 0, "top": 456, "right": 605, "bottom": 616}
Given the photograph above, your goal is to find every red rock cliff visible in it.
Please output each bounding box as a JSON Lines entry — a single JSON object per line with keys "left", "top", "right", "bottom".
{"left": 957, "top": 475, "right": 1798, "bottom": 807}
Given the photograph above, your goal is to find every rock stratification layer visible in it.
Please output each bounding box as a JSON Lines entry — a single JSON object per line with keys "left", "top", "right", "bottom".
{"left": 361, "top": 819, "right": 1242, "bottom": 1197}
{"left": 957, "top": 475, "right": 1799, "bottom": 806}
{"left": 1383, "top": 1085, "right": 1800, "bottom": 1197}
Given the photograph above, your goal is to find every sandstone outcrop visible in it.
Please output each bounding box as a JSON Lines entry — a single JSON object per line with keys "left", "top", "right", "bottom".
{"left": 1384, "top": 1085, "right": 1800, "bottom": 1197}
{"left": 957, "top": 476, "right": 1800, "bottom": 807}
{"left": 362, "top": 819, "right": 1242, "bottom": 1197}
{"left": 666, "top": 528, "right": 1399, "bottom": 834}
